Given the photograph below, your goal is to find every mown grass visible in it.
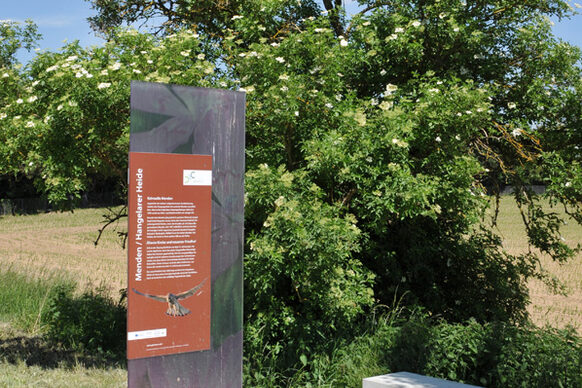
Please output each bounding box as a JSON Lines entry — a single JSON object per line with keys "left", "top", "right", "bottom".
{"left": 491, "top": 196, "right": 582, "bottom": 332}
{"left": 0, "top": 361, "right": 126, "bottom": 388}
{"left": 0, "top": 208, "right": 127, "bottom": 295}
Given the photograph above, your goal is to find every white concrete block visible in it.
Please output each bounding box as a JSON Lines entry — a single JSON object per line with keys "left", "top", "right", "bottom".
{"left": 363, "top": 372, "right": 483, "bottom": 388}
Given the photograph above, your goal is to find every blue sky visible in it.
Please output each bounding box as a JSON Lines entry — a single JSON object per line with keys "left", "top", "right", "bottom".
{"left": 3, "top": 0, "right": 582, "bottom": 64}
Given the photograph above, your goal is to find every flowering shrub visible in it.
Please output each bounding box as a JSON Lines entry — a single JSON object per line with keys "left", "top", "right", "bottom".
{"left": 1, "top": 0, "right": 582, "bottom": 366}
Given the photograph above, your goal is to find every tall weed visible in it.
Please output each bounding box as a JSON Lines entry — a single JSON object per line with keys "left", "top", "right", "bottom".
{"left": 0, "top": 268, "right": 71, "bottom": 333}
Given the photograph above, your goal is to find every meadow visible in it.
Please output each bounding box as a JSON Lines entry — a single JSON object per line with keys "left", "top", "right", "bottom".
{"left": 0, "top": 198, "right": 580, "bottom": 386}
{"left": 492, "top": 198, "right": 582, "bottom": 332}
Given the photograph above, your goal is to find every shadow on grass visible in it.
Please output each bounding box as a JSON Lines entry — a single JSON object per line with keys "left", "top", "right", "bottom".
{"left": 0, "top": 330, "right": 126, "bottom": 369}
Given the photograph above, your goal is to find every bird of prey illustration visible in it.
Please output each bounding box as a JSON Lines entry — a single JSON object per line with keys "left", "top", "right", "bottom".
{"left": 132, "top": 278, "right": 207, "bottom": 317}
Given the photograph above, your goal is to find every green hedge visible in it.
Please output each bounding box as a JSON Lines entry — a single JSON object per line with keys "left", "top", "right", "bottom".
{"left": 245, "top": 314, "right": 582, "bottom": 387}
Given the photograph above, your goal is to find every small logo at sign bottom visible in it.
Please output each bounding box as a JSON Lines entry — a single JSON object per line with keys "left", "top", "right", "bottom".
{"left": 128, "top": 328, "right": 167, "bottom": 341}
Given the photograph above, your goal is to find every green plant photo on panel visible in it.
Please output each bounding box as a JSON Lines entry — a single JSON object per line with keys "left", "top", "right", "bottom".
{"left": 1, "top": 0, "right": 582, "bottom": 386}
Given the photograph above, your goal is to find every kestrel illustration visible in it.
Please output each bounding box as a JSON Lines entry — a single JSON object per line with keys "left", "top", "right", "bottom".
{"left": 132, "top": 278, "right": 207, "bottom": 317}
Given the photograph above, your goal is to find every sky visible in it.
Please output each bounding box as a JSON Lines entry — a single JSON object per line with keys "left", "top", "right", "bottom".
{"left": 2, "top": 0, "right": 582, "bottom": 64}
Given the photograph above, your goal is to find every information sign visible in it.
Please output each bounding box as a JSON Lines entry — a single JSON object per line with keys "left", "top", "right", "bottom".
{"left": 127, "top": 151, "right": 212, "bottom": 360}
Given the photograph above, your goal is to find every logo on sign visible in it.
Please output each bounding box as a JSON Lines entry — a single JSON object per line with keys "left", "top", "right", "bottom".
{"left": 183, "top": 170, "right": 212, "bottom": 186}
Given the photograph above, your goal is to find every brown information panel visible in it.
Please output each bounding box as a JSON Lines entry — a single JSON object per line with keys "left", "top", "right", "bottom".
{"left": 127, "top": 152, "right": 212, "bottom": 360}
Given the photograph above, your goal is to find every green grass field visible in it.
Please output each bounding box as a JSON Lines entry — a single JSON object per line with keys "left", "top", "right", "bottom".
{"left": 0, "top": 208, "right": 127, "bottom": 387}
{"left": 0, "top": 199, "right": 580, "bottom": 386}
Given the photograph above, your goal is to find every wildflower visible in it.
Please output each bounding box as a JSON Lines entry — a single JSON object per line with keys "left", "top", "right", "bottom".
{"left": 197, "top": 53, "right": 205, "bottom": 60}
{"left": 270, "top": 42, "right": 280, "bottom": 47}
{"left": 379, "top": 100, "right": 393, "bottom": 110}
{"left": 394, "top": 27, "right": 404, "bottom": 33}
{"left": 385, "top": 83, "right": 398, "bottom": 95}
{"left": 428, "top": 88, "right": 440, "bottom": 93}
{"left": 465, "top": 110, "right": 472, "bottom": 114}
{"left": 325, "top": 103, "right": 333, "bottom": 109}
{"left": 335, "top": 94, "right": 342, "bottom": 101}
{"left": 435, "top": 136, "right": 442, "bottom": 142}
{"left": 294, "top": 111, "right": 299, "bottom": 116}
{"left": 511, "top": 128, "right": 522, "bottom": 137}
{"left": 133, "top": 69, "right": 142, "bottom": 74}
{"left": 455, "top": 135, "right": 461, "bottom": 141}
{"left": 46, "top": 65, "right": 59, "bottom": 72}
{"left": 27, "top": 96, "right": 38, "bottom": 103}
{"left": 565, "top": 181, "right": 572, "bottom": 187}
{"left": 68, "top": 101, "right": 78, "bottom": 107}
{"left": 66, "top": 55, "right": 78, "bottom": 61}
{"left": 275, "top": 57, "right": 285, "bottom": 63}
{"left": 26, "top": 121, "right": 35, "bottom": 128}
{"left": 340, "top": 38, "right": 348, "bottom": 47}
{"left": 280, "top": 86, "right": 289, "bottom": 92}
{"left": 180, "top": 50, "right": 191, "bottom": 57}
{"left": 2, "top": 73, "right": 8, "bottom": 78}
{"left": 370, "top": 98, "right": 379, "bottom": 106}
{"left": 16, "top": 98, "right": 23, "bottom": 104}
{"left": 439, "top": 12, "right": 447, "bottom": 19}
{"left": 412, "top": 21, "right": 421, "bottom": 27}
{"left": 110, "top": 62, "right": 122, "bottom": 71}
{"left": 387, "top": 34, "right": 398, "bottom": 41}
{"left": 75, "top": 72, "right": 83, "bottom": 78}
{"left": 0, "top": 113, "right": 6, "bottom": 119}
{"left": 231, "top": 15, "right": 243, "bottom": 20}
{"left": 279, "top": 74, "right": 289, "bottom": 80}
{"left": 98, "top": 82, "right": 111, "bottom": 89}
{"left": 274, "top": 196, "right": 285, "bottom": 207}
{"left": 147, "top": 60, "right": 153, "bottom": 64}
{"left": 32, "top": 80, "right": 40, "bottom": 87}
{"left": 243, "top": 85, "right": 255, "bottom": 93}
{"left": 57, "top": 104, "right": 63, "bottom": 111}
{"left": 100, "top": 69, "right": 109, "bottom": 75}
{"left": 508, "top": 102, "right": 516, "bottom": 109}
{"left": 380, "top": 69, "right": 387, "bottom": 76}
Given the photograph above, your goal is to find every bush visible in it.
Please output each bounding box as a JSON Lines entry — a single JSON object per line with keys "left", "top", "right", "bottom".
{"left": 42, "top": 284, "right": 126, "bottom": 357}
{"left": 389, "top": 317, "right": 582, "bottom": 387}
{"left": 243, "top": 312, "right": 582, "bottom": 388}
